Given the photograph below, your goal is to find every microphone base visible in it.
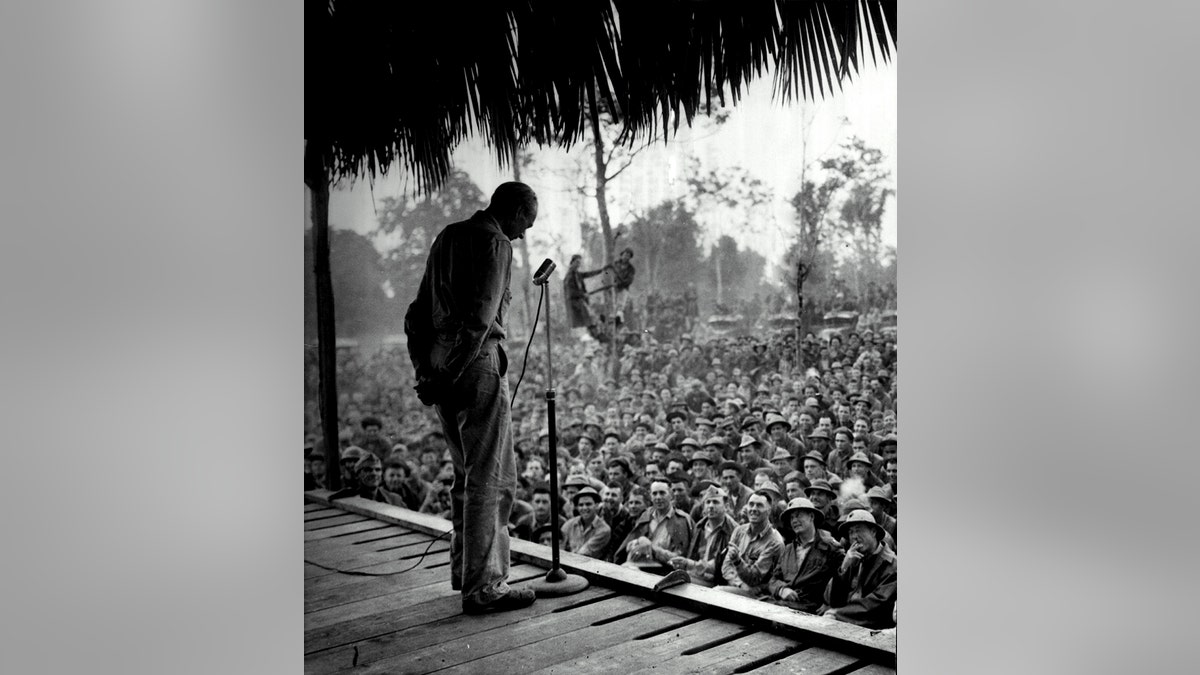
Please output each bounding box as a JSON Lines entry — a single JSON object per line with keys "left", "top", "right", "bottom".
{"left": 531, "top": 569, "right": 589, "bottom": 597}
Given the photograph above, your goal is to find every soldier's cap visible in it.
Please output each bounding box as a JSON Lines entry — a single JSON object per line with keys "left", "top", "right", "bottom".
{"left": 738, "top": 434, "right": 760, "bottom": 449}
{"left": 764, "top": 413, "right": 791, "bottom": 431}
{"left": 679, "top": 437, "right": 701, "bottom": 450}
{"left": 804, "top": 479, "right": 837, "bottom": 497}
{"left": 800, "top": 450, "right": 827, "bottom": 466}
{"left": 779, "top": 497, "right": 824, "bottom": 535}
{"left": 687, "top": 450, "right": 714, "bottom": 467}
{"left": 838, "top": 509, "right": 886, "bottom": 540}
{"left": 571, "top": 486, "right": 602, "bottom": 505}
{"left": 354, "top": 454, "right": 382, "bottom": 473}
{"left": 563, "top": 474, "right": 592, "bottom": 488}
{"left": 847, "top": 451, "right": 873, "bottom": 467}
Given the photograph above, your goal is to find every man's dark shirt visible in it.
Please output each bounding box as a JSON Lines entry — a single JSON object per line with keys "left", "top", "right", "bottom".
{"left": 405, "top": 211, "right": 511, "bottom": 388}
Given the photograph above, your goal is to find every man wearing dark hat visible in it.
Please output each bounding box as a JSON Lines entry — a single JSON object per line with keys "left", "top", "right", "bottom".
{"left": 330, "top": 455, "right": 406, "bottom": 506}
{"left": 337, "top": 446, "right": 368, "bottom": 491}
{"left": 865, "top": 486, "right": 898, "bottom": 547}
{"left": 805, "top": 427, "right": 832, "bottom": 459}
{"left": 824, "top": 511, "right": 897, "bottom": 629}
{"left": 768, "top": 498, "right": 845, "bottom": 613}
{"left": 804, "top": 480, "right": 841, "bottom": 533}
{"left": 718, "top": 490, "right": 784, "bottom": 597}
{"left": 801, "top": 451, "right": 841, "bottom": 486}
{"left": 561, "top": 487, "right": 611, "bottom": 559}
{"left": 736, "top": 434, "right": 767, "bottom": 473}
{"left": 845, "top": 451, "right": 882, "bottom": 490}
{"left": 686, "top": 447, "right": 714, "bottom": 484}
{"left": 765, "top": 413, "right": 804, "bottom": 457}
{"left": 668, "top": 485, "right": 739, "bottom": 587}
{"left": 768, "top": 447, "right": 795, "bottom": 483}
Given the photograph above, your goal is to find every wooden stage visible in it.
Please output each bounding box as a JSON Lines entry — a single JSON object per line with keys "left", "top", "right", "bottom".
{"left": 305, "top": 490, "right": 897, "bottom": 674}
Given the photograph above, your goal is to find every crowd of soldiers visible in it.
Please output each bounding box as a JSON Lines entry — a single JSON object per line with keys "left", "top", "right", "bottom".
{"left": 305, "top": 324, "right": 898, "bottom": 630}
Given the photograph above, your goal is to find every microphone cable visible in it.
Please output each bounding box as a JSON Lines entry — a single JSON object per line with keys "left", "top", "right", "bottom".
{"left": 304, "top": 527, "right": 452, "bottom": 577}
{"left": 510, "top": 282, "right": 544, "bottom": 407}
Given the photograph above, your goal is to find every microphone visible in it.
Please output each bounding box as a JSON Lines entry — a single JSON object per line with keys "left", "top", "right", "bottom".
{"left": 532, "top": 258, "right": 556, "bottom": 286}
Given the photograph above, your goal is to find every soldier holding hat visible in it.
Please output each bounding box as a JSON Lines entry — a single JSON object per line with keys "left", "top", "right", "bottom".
{"left": 767, "top": 498, "right": 845, "bottom": 613}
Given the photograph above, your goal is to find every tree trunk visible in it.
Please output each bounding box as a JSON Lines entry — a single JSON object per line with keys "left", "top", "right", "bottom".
{"left": 586, "top": 85, "right": 619, "bottom": 382}
{"left": 305, "top": 148, "right": 342, "bottom": 490}
{"left": 714, "top": 251, "right": 724, "bottom": 307}
{"left": 513, "top": 158, "right": 535, "bottom": 335}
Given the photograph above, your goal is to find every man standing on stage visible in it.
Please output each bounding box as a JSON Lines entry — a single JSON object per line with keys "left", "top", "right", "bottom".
{"left": 404, "top": 182, "right": 538, "bottom": 615}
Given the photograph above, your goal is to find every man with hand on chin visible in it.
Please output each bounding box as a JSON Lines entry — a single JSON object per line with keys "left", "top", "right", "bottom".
{"left": 824, "top": 510, "right": 897, "bottom": 629}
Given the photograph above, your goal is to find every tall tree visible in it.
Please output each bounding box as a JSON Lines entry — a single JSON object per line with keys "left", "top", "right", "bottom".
{"left": 684, "top": 159, "right": 775, "bottom": 305}
{"left": 372, "top": 168, "right": 488, "bottom": 309}
{"left": 624, "top": 199, "right": 704, "bottom": 294}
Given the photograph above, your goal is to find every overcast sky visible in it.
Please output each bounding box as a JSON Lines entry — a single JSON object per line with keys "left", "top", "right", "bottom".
{"left": 315, "top": 58, "right": 896, "bottom": 285}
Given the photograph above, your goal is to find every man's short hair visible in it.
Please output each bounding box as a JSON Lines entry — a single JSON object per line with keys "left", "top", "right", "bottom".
{"left": 384, "top": 458, "right": 411, "bottom": 475}
{"left": 489, "top": 181, "right": 537, "bottom": 217}
{"left": 531, "top": 484, "right": 552, "bottom": 497}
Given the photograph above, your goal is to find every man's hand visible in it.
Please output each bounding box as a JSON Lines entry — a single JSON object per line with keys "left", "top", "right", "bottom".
{"left": 841, "top": 543, "right": 864, "bottom": 572}
{"left": 414, "top": 377, "right": 446, "bottom": 406}
{"left": 779, "top": 588, "right": 798, "bottom": 602}
{"left": 668, "top": 556, "right": 690, "bottom": 570}
{"left": 823, "top": 608, "right": 839, "bottom": 619}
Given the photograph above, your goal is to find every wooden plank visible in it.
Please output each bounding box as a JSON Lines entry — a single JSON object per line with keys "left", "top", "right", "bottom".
{"left": 431, "top": 605, "right": 699, "bottom": 675}
{"left": 303, "top": 587, "right": 615, "bottom": 675}
{"left": 304, "top": 551, "right": 454, "bottom": 611}
{"left": 304, "top": 563, "right": 542, "bottom": 635}
{"left": 342, "top": 595, "right": 668, "bottom": 675}
{"left": 633, "top": 631, "right": 799, "bottom": 675}
{"left": 304, "top": 509, "right": 344, "bottom": 522}
{"left": 304, "top": 513, "right": 370, "bottom": 531}
{"left": 306, "top": 503, "right": 330, "bottom": 512}
{"left": 305, "top": 494, "right": 895, "bottom": 662}
{"left": 303, "top": 520, "right": 397, "bottom": 542}
{"left": 347, "top": 527, "right": 422, "bottom": 545}
{"left": 845, "top": 664, "right": 896, "bottom": 675}
{"left": 749, "top": 646, "right": 865, "bottom": 675}
{"left": 304, "top": 542, "right": 452, "bottom": 578}
{"left": 303, "top": 534, "right": 441, "bottom": 568}
{"left": 527, "top": 617, "right": 746, "bottom": 675}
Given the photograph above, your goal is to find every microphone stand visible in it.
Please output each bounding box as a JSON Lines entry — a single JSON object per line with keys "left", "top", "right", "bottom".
{"left": 529, "top": 276, "right": 589, "bottom": 597}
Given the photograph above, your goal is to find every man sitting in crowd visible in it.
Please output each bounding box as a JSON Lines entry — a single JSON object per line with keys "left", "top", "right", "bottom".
{"left": 718, "top": 491, "right": 783, "bottom": 597}
{"left": 668, "top": 485, "right": 739, "bottom": 587}
{"left": 617, "top": 480, "right": 694, "bottom": 573}
{"left": 561, "top": 487, "right": 611, "bottom": 559}
{"left": 824, "top": 510, "right": 897, "bottom": 629}
{"left": 767, "top": 498, "right": 844, "bottom": 613}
